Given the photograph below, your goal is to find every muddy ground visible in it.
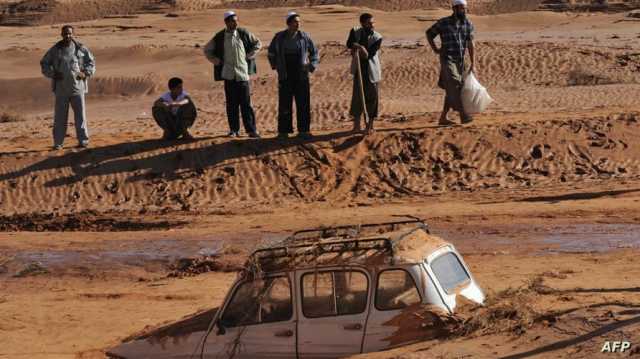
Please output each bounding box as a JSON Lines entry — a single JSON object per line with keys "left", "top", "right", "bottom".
{"left": 1, "top": 2, "right": 640, "bottom": 359}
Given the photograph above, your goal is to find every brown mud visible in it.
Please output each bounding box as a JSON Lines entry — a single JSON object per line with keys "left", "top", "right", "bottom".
{"left": 1, "top": 4, "right": 640, "bottom": 359}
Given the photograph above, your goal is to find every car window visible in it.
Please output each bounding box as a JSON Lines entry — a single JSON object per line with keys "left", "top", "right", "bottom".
{"left": 302, "top": 270, "right": 368, "bottom": 318}
{"left": 220, "top": 276, "right": 292, "bottom": 327}
{"left": 261, "top": 276, "right": 294, "bottom": 323}
{"left": 431, "top": 252, "right": 470, "bottom": 294}
{"left": 376, "top": 269, "right": 422, "bottom": 310}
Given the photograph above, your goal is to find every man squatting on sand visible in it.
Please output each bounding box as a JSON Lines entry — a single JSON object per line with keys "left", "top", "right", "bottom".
{"left": 204, "top": 10, "right": 262, "bottom": 139}
{"left": 427, "top": 0, "right": 476, "bottom": 126}
{"left": 268, "top": 11, "right": 319, "bottom": 140}
{"left": 347, "top": 13, "right": 382, "bottom": 133}
{"left": 152, "top": 77, "right": 197, "bottom": 140}
{"left": 40, "top": 25, "right": 96, "bottom": 150}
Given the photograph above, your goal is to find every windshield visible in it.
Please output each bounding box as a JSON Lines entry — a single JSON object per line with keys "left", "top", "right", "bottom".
{"left": 430, "top": 252, "right": 470, "bottom": 294}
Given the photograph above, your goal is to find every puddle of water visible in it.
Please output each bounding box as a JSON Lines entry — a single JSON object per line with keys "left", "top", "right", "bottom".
{"left": 7, "top": 233, "right": 290, "bottom": 273}
{"left": 539, "top": 224, "right": 640, "bottom": 252}
{"left": 4, "top": 225, "right": 638, "bottom": 274}
{"left": 433, "top": 223, "right": 640, "bottom": 253}
{"left": 13, "top": 240, "right": 209, "bottom": 264}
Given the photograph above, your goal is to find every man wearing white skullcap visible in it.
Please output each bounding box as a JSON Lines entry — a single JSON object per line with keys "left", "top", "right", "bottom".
{"left": 426, "top": 0, "right": 476, "bottom": 125}
{"left": 223, "top": 10, "right": 235, "bottom": 20}
{"left": 268, "top": 11, "right": 319, "bottom": 140}
{"left": 285, "top": 10, "right": 297, "bottom": 22}
{"left": 204, "top": 11, "right": 262, "bottom": 138}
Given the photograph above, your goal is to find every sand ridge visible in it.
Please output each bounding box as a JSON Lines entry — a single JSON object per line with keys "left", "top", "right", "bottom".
{"left": 0, "top": 0, "right": 546, "bottom": 26}
{"left": 1, "top": 111, "right": 639, "bottom": 216}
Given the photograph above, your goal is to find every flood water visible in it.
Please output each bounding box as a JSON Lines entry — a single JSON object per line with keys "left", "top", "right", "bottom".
{"left": 2, "top": 224, "right": 639, "bottom": 276}
{"left": 436, "top": 223, "right": 640, "bottom": 254}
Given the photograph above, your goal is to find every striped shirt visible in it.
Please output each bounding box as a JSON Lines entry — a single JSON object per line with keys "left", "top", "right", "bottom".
{"left": 426, "top": 15, "right": 474, "bottom": 63}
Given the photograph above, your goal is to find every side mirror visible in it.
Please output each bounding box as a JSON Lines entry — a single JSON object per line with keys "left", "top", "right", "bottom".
{"left": 216, "top": 322, "right": 226, "bottom": 336}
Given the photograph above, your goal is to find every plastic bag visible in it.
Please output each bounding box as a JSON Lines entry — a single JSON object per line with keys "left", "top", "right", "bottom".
{"left": 461, "top": 71, "right": 493, "bottom": 114}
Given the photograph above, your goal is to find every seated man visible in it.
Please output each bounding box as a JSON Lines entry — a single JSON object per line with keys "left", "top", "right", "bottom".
{"left": 152, "top": 77, "right": 197, "bottom": 140}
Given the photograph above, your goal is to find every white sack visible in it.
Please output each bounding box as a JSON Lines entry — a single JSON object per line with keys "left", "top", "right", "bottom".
{"left": 461, "top": 71, "right": 493, "bottom": 114}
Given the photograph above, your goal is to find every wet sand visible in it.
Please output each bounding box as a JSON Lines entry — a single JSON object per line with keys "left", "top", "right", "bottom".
{"left": 1, "top": 1, "right": 640, "bottom": 358}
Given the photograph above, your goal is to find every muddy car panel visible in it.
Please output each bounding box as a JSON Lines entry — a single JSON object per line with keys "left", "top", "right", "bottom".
{"left": 207, "top": 272, "right": 297, "bottom": 359}
{"left": 107, "top": 273, "right": 297, "bottom": 359}
{"left": 106, "top": 332, "right": 204, "bottom": 358}
{"left": 424, "top": 246, "right": 485, "bottom": 311}
{"left": 361, "top": 264, "right": 426, "bottom": 352}
{"left": 296, "top": 267, "right": 371, "bottom": 358}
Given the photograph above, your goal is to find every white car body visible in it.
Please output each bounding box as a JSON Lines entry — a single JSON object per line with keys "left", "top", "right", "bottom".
{"left": 108, "top": 220, "right": 484, "bottom": 359}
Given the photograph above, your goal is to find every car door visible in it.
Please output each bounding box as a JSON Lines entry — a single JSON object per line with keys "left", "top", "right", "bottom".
{"left": 296, "top": 268, "right": 371, "bottom": 359}
{"left": 206, "top": 274, "right": 297, "bottom": 359}
{"left": 362, "top": 267, "right": 425, "bottom": 353}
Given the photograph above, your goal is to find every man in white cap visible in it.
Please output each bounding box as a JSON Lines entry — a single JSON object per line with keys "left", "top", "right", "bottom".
{"left": 268, "top": 11, "right": 319, "bottom": 140}
{"left": 204, "top": 10, "right": 262, "bottom": 138}
{"left": 426, "top": 0, "right": 476, "bottom": 126}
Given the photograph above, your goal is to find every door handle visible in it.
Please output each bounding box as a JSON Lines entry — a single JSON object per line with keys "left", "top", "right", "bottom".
{"left": 343, "top": 323, "right": 363, "bottom": 331}
{"left": 274, "top": 329, "right": 294, "bottom": 337}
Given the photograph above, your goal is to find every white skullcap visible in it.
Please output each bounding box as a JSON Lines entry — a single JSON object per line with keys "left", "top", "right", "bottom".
{"left": 453, "top": 0, "right": 467, "bottom": 6}
{"left": 223, "top": 10, "right": 236, "bottom": 20}
{"left": 286, "top": 11, "right": 298, "bottom": 21}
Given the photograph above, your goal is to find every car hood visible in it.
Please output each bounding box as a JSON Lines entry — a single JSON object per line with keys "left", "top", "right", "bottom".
{"left": 107, "top": 308, "right": 216, "bottom": 359}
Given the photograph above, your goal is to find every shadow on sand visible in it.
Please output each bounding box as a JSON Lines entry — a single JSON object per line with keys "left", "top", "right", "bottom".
{"left": 0, "top": 131, "right": 359, "bottom": 187}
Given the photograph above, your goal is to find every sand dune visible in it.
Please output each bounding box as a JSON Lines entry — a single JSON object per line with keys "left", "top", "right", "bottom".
{"left": 0, "top": 75, "right": 160, "bottom": 112}
{"left": 2, "top": 0, "right": 639, "bottom": 28}
{"left": 91, "top": 75, "right": 160, "bottom": 96}
{"left": 0, "top": 0, "right": 161, "bottom": 26}
{"left": 0, "top": 0, "right": 541, "bottom": 26}
{"left": 179, "top": 0, "right": 542, "bottom": 14}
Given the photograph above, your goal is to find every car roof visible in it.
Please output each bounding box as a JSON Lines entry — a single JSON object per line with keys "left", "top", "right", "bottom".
{"left": 242, "top": 219, "right": 452, "bottom": 276}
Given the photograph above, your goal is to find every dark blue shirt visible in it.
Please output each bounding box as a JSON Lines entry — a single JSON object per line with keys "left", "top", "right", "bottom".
{"left": 427, "top": 15, "right": 474, "bottom": 63}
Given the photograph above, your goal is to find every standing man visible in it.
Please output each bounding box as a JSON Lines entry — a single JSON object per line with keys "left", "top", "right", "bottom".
{"left": 347, "top": 13, "right": 382, "bottom": 133}
{"left": 268, "top": 11, "right": 319, "bottom": 140}
{"left": 204, "top": 10, "right": 262, "bottom": 138}
{"left": 40, "top": 25, "right": 95, "bottom": 150}
{"left": 426, "top": 0, "right": 475, "bottom": 126}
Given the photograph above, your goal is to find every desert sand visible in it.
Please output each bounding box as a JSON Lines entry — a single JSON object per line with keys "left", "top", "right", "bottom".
{"left": 1, "top": 0, "right": 640, "bottom": 358}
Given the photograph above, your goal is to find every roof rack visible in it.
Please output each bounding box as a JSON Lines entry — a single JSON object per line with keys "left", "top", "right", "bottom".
{"left": 245, "top": 218, "right": 429, "bottom": 271}
{"left": 252, "top": 237, "right": 392, "bottom": 261}
{"left": 289, "top": 217, "right": 429, "bottom": 243}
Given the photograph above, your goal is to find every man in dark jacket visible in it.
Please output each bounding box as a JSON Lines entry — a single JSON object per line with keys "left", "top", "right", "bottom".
{"left": 426, "top": 0, "right": 476, "bottom": 126}
{"left": 204, "top": 11, "right": 262, "bottom": 138}
{"left": 268, "top": 11, "right": 319, "bottom": 140}
{"left": 347, "top": 13, "right": 382, "bottom": 133}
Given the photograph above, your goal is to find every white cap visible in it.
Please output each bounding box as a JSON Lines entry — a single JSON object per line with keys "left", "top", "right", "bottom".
{"left": 286, "top": 11, "right": 298, "bottom": 21}
{"left": 453, "top": 0, "right": 467, "bottom": 6}
{"left": 223, "top": 10, "right": 236, "bottom": 20}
